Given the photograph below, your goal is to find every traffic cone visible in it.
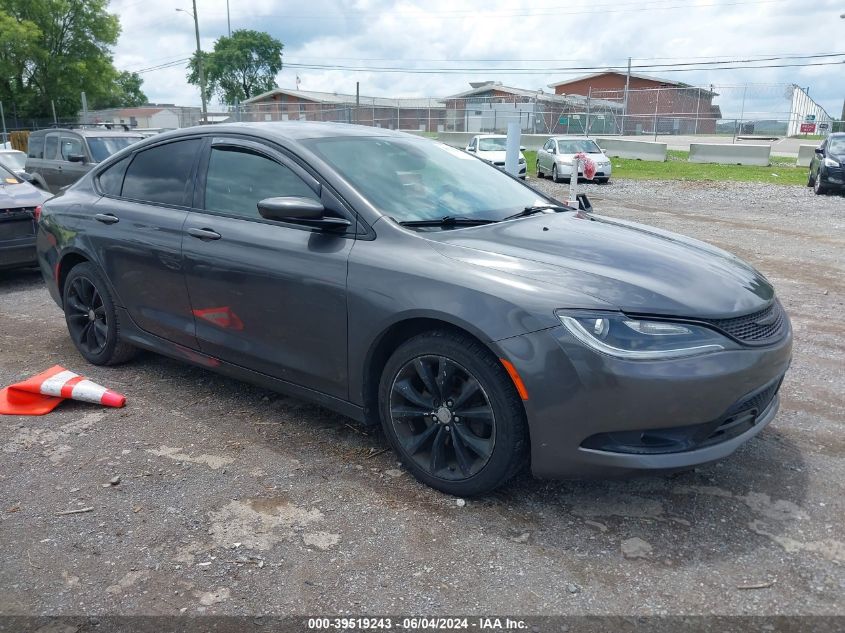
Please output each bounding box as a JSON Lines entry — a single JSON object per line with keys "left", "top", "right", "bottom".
{"left": 0, "top": 365, "right": 125, "bottom": 416}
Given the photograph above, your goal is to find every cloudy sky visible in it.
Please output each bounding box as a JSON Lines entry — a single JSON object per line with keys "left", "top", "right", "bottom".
{"left": 111, "top": 0, "right": 844, "bottom": 119}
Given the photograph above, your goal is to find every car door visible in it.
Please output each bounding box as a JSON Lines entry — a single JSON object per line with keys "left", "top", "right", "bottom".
{"left": 57, "top": 133, "right": 90, "bottom": 189}
{"left": 811, "top": 140, "right": 825, "bottom": 180}
{"left": 40, "top": 133, "right": 61, "bottom": 192}
{"left": 539, "top": 139, "right": 552, "bottom": 172}
{"left": 181, "top": 137, "right": 355, "bottom": 399}
{"left": 85, "top": 137, "right": 202, "bottom": 348}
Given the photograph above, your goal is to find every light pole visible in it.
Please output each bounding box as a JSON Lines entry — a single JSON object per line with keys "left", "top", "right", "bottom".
{"left": 177, "top": 2, "right": 208, "bottom": 124}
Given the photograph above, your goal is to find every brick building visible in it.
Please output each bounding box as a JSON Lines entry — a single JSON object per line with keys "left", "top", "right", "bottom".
{"left": 240, "top": 88, "right": 446, "bottom": 132}
{"left": 548, "top": 72, "right": 721, "bottom": 134}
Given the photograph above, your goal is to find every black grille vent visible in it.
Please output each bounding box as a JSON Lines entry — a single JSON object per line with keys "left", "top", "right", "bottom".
{"left": 703, "top": 300, "right": 787, "bottom": 345}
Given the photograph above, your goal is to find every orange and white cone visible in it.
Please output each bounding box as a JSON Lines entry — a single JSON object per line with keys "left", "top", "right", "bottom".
{"left": 0, "top": 365, "right": 125, "bottom": 416}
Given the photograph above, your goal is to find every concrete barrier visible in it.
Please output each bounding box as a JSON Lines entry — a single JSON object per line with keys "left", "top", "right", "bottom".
{"left": 796, "top": 144, "right": 818, "bottom": 168}
{"left": 688, "top": 143, "right": 771, "bottom": 166}
{"left": 594, "top": 138, "right": 667, "bottom": 162}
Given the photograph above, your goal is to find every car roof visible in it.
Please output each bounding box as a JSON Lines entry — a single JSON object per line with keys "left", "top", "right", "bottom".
{"left": 170, "top": 121, "right": 414, "bottom": 143}
{"left": 475, "top": 134, "right": 506, "bottom": 138}
{"left": 552, "top": 136, "right": 597, "bottom": 141}
{"left": 29, "top": 128, "right": 144, "bottom": 138}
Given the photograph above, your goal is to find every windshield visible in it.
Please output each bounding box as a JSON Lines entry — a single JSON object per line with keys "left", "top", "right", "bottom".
{"left": 556, "top": 139, "right": 602, "bottom": 154}
{"left": 87, "top": 136, "right": 141, "bottom": 162}
{"left": 302, "top": 136, "right": 546, "bottom": 224}
{"left": 477, "top": 137, "right": 507, "bottom": 151}
{"left": 828, "top": 138, "right": 845, "bottom": 155}
{"left": 0, "top": 162, "right": 21, "bottom": 183}
{"left": 0, "top": 152, "right": 26, "bottom": 171}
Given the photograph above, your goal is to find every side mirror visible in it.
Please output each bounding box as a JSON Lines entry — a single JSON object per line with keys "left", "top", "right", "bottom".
{"left": 520, "top": 146, "right": 526, "bottom": 151}
{"left": 814, "top": 148, "right": 824, "bottom": 155}
{"left": 549, "top": 148, "right": 556, "bottom": 154}
{"left": 466, "top": 147, "right": 475, "bottom": 152}
{"left": 257, "top": 196, "right": 350, "bottom": 230}
{"left": 68, "top": 153, "right": 86, "bottom": 163}
{"left": 18, "top": 172, "right": 34, "bottom": 183}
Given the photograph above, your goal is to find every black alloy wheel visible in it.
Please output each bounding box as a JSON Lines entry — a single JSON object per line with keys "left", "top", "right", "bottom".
{"left": 62, "top": 263, "right": 137, "bottom": 365}
{"left": 388, "top": 354, "right": 496, "bottom": 481}
{"left": 66, "top": 276, "right": 108, "bottom": 356}
{"left": 378, "top": 330, "right": 528, "bottom": 496}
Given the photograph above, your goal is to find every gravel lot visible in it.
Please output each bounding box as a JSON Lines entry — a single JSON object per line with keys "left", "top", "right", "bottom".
{"left": 1, "top": 178, "right": 843, "bottom": 621}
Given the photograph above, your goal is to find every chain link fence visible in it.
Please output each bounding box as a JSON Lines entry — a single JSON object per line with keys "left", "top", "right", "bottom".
{"left": 228, "top": 83, "right": 839, "bottom": 140}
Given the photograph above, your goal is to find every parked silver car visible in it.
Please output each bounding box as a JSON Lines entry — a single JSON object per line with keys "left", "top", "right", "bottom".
{"left": 465, "top": 135, "right": 527, "bottom": 179}
{"left": 536, "top": 137, "right": 611, "bottom": 183}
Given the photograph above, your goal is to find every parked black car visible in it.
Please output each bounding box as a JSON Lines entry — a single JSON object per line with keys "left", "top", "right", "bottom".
{"left": 0, "top": 163, "right": 51, "bottom": 269}
{"left": 808, "top": 133, "right": 845, "bottom": 195}
{"left": 36, "top": 122, "right": 792, "bottom": 496}
{"left": 25, "top": 128, "right": 142, "bottom": 193}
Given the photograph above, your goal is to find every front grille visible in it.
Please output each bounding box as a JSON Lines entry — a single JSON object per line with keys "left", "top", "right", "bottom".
{"left": 702, "top": 300, "right": 787, "bottom": 345}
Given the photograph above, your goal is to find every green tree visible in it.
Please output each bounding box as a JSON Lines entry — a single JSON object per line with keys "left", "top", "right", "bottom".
{"left": 0, "top": 12, "right": 41, "bottom": 111}
{"left": 94, "top": 71, "right": 147, "bottom": 109}
{"left": 0, "top": 0, "right": 146, "bottom": 119}
{"left": 188, "top": 29, "right": 283, "bottom": 105}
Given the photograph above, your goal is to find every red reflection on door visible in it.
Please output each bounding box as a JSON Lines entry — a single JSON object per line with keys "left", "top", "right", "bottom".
{"left": 192, "top": 306, "right": 245, "bottom": 331}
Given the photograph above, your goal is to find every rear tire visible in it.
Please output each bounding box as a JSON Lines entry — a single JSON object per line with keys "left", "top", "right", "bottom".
{"left": 63, "top": 263, "right": 137, "bottom": 366}
{"left": 378, "top": 330, "right": 528, "bottom": 497}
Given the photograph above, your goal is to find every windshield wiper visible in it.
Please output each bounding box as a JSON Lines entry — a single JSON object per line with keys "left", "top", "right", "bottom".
{"left": 398, "top": 215, "right": 497, "bottom": 228}
{"left": 501, "top": 203, "right": 574, "bottom": 221}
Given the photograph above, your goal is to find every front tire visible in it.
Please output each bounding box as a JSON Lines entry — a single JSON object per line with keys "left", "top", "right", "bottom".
{"left": 552, "top": 164, "right": 562, "bottom": 183}
{"left": 378, "top": 330, "right": 528, "bottom": 496}
{"left": 813, "top": 174, "right": 828, "bottom": 195}
{"left": 63, "top": 263, "right": 137, "bottom": 366}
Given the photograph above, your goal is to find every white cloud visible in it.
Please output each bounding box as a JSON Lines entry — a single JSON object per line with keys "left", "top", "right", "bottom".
{"left": 109, "top": 0, "right": 845, "bottom": 117}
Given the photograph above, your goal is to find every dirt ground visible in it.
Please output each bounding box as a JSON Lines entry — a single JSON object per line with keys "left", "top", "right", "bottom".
{"left": 1, "top": 179, "right": 843, "bottom": 621}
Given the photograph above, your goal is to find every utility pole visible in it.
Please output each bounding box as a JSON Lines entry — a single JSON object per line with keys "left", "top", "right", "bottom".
{"left": 178, "top": 3, "right": 208, "bottom": 124}
{"left": 227, "top": 0, "right": 231, "bottom": 36}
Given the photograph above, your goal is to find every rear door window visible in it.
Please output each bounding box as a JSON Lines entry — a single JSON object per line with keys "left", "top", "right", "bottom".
{"left": 97, "top": 156, "right": 131, "bottom": 196}
{"left": 44, "top": 134, "right": 59, "bottom": 160}
{"left": 121, "top": 139, "right": 201, "bottom": 206}
{"left": 28, "top": 136, "right": 45, "bottom": 159}
{"left": 203, "top": 145, "right": 319, "bottom": 219}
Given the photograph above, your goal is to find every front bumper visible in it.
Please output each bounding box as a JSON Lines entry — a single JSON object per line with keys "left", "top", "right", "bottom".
{"left": 496, "top": 322, "right": 792, "bottom": 479}
{"left": 556, "top": 162, "right": 611, "bottom": 179}
{"left": 820, "top": 165, "right": 845, "bottom": 187}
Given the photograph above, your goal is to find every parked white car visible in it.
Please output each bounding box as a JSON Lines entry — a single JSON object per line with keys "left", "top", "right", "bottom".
{"left": 465, "top": 135, "right": 527, "bottom": 179}
{"left": 0, "top": 149, "right": 28, "bottom": 177}
{"left": 536, "top": 137, "right": 611, "bottom": 183}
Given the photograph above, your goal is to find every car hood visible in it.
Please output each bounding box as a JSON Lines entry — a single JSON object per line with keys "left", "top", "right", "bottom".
{"left": 476, "top": 150, "right": 525, "bottom": 162}
{"left": 0, "top": 180, "right": 51, "bottom": 207}
{"left": 427, "top": 212, "right": 773, "bottom": 319}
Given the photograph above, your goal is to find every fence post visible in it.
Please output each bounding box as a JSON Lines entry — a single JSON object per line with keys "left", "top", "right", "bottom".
{"left": 0, "top": 101, "right": 7, "bottom": 147}
{"left": 585, "top": 88, "right": 591, "bottom": 137}
{"left": 653, "top": 88, "right": 660, "bottom": 141}
{"left": 694, "top": 87, "right": 701, "bottom": 134}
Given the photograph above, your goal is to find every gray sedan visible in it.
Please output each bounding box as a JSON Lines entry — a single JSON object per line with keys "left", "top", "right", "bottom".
{"left": 36, "top": 123, "right": 791, "bottom": 496}
{"left": 537, "top": 136, "right": 612, "bottom": 183}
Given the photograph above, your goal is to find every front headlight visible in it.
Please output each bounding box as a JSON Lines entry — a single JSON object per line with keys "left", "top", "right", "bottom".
{"left": 557, "top": 311, "right": 728, "bottom": 360}
{"left": 824, "top": 157, "right": 840, "bottom": 168}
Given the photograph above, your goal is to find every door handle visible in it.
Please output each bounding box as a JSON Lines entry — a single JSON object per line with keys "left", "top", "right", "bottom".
{"left": 188, "top": 227, "right": 222, "bottom": 241}
{"left": 94, "top": 213, "right": 119, "bottom": 224}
